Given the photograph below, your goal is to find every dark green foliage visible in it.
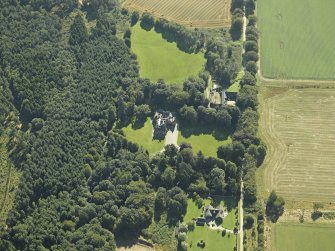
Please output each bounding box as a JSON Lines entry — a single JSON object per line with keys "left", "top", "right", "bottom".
{"left": 245, "top": 61, "right": 258, "bottom": 75}
{"left": 69, "top": 14, "right": 88, "bottom": 46}
{"left": 266, "top": 191, "right": 285, "bottom": 222}
{"left": 83, "top": 0, "right": 118, "bottom": 20}
{"left": 243, "top": 214, "right": 255, "bottom": 229}
{"left": 237, "top": 85, "right": 258, "bottom": 110}
{"left": 93, "top": 13, "right": 116, "bottom": 37}
{"left": 179, "top": 105, "right": 198, "bottom": 124}
{"left": 0, "top": 0, "right": 264, "bottom": 250}
{"left": 230, "top": 16, "right": 244, "bottom": 41}
{"left": 240, "top": 71, "right": 256, "bottom": 87}
{"left": 131, "top": 11, "right": 140, "bottom": 26}
{"left": 205, "top": 40, "right": 241, "bottom": 85}
{"left": 140, "top": 12, "right": 155, "bottom": 31}
{"left": 154, "top": 18, "right": 205, "bottom": 53}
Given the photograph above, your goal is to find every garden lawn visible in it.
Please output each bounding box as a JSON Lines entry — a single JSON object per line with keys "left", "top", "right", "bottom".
{"left": 184, "top": 197, "right": 237, "bottom": 230}
{"left": 123, "top": 118, "right": 164, "bottom": 155}
{"left": 187, "top": 227, "right": 236, "bottom": 251}
{"left": 183, "top": 197, "right": 237, "bottom": 251}
{"left": 227, "top": 71, "right": 243, "bottom": 92}
{"left": 178, "top": 126, "right": 231, "bottom": 157}
{"left": 131, "top": 24, "right": 205, "bottom": 84}
{"left": 272, "top": 223, "right": 335, "bottom": 251}
{"left": 258, "top": 0, "right": 335, "bottom": 80}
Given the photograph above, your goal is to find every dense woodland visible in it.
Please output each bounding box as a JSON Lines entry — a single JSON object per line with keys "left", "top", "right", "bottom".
{"left": 0, "top": 0, "right": 264, "bottom": 250}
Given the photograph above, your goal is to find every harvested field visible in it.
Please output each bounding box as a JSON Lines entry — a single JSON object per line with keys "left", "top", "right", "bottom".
{"left": 123, "top": 0, "right": 231, "bottom": 28}
{"left": 259, "top": 88, "right": 335, "bottom": 203}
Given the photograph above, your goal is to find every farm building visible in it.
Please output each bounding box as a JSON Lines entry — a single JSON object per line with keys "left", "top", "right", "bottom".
{"left": 153, "top": 111, "right": 176, "bottom": 139}
{"left": 209, "top": 88, "right": 237, "bottom": 107}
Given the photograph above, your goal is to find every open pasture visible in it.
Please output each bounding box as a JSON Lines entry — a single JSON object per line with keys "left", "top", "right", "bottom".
{"left": 131, "top": 24, "right": 204, "bottom": 84}
{"left": 178, "top": 125, "right": 231, "bottom": 157}
{"left": 258, "top": 0, "right": 335, "bottom": 80}
{"left": 259, "top": 88, "right": 335, "bottom": 203}
{"left": 123, "top": 0, "right": 231, "bottom": 28}
{"left": 272, "top": 223, "right": 335, "bottom": 251}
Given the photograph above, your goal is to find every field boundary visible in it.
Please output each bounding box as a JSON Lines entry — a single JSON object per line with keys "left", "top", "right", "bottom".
{"left": 122, "top": 0, "right": 231, "bottom": 28}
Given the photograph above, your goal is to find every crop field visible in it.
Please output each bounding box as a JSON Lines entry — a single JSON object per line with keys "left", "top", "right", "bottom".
{"left": 258, "top": 0, "right": 335, "bottom": 80}
{"left": 123, "top": 0, "right": 231, "bottom": 28}
{"left": 259, "top": 88, "right": 335, "bottom": 202}
{"left": 272, "top": 223, "right": 335, "bottom": 251}
{"left": 131, "top": 24, "right": 204, "bottom": 84}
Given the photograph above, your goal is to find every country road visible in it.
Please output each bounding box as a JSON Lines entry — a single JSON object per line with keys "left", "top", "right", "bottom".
{"left": 239, "top": 180, "right": 244, "bottom": 251}
{"left": 239, "top": 13, "right": 247, "bottom": 251}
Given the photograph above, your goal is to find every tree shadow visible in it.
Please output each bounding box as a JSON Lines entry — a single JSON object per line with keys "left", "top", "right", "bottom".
{"left": 211, "top": 196, "right": 237, "bottom": 212}
{"left": 178, "top": 123, "right": 231, "bottom": 141}
{"left": 132, "top": 118, "right": 146, "bottom": 130}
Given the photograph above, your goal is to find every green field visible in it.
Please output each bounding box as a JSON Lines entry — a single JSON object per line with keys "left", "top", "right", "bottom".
{"left": 178, "top": 126, "right": 232, "bottom": 157}
{"left": 258, "top": 0, "right": 335, "bottom": 80}
{"left": 272, "top": 223, "right": 335, "bottom": 251}
{"left": 131, "top": 24, "right": 205, "bottom": 84}
{"left": 123, "top": 118, "right": 164, "bottom": 155}
{"left": 183, "top": 197, "right": 237, "bottom": 251}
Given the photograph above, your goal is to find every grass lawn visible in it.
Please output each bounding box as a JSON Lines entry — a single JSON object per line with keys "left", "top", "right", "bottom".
{"left": 183, "top": 197, "right": 238, "bottom": 251}
{"left": 131, "top": 24, "right": 205, "bottom": 84}
{"left": 227, "top": 71, "right": 243, "bottom": 92}
{"left": 178, "top": 125, "right": 232, "bottom": 157}
{"left": 123, "top": 118, "right": 164, "bottom": 155}
{"left": 272, "top": 223, "right": 335, "bottom": 251}
{"left": 258, "top": 0, "right": 335, "bottom": 80}
{"left": 187, "top": 226, "right": 236, "bottom": 251}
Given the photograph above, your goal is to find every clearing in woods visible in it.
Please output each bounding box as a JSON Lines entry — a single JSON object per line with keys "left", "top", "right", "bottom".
{"left": 258, "top": 88, "right": 335, "bottom": 203}
{"left": 131, "top": 24, "right": 204, "bottom": 84}
{"left": 272, "top": 223, "right": 335, "bottom": 251}
{"left": 0, "top": 134, "right": 21, "bottom": 224}
{"left": 123, "top": 0, "right": 231, "bottom": 28}
{"left": 258, "top": 0, "right": 335, "bottom": 80}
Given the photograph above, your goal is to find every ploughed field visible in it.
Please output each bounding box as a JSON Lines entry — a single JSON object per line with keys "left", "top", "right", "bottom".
{"left": 258, "top": 0, "right": 335, "bottom": 80}
{"left": 259, "top": 88, "right": 335, "bottom": 202}
{"left": 123, "top": 0, "right": 231, "bottom": 28}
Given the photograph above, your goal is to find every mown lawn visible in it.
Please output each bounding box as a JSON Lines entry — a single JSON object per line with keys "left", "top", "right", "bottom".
{"left": 178, "top": 125, "right": 232, "bottom": 157}
{"left": 272, "top": 223, "right": 335, "bottom": 251}
{"left": 183, "top": 197, "right": 238, "bottom": 251}
{"left": 123, "top": 118, "right": 165, "bottom": 155}
{"left": 258, "top": 0, "right": 335, "bottom": 80}
{"left": 131, "top": 24, "right": 205, "bottom": 84}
